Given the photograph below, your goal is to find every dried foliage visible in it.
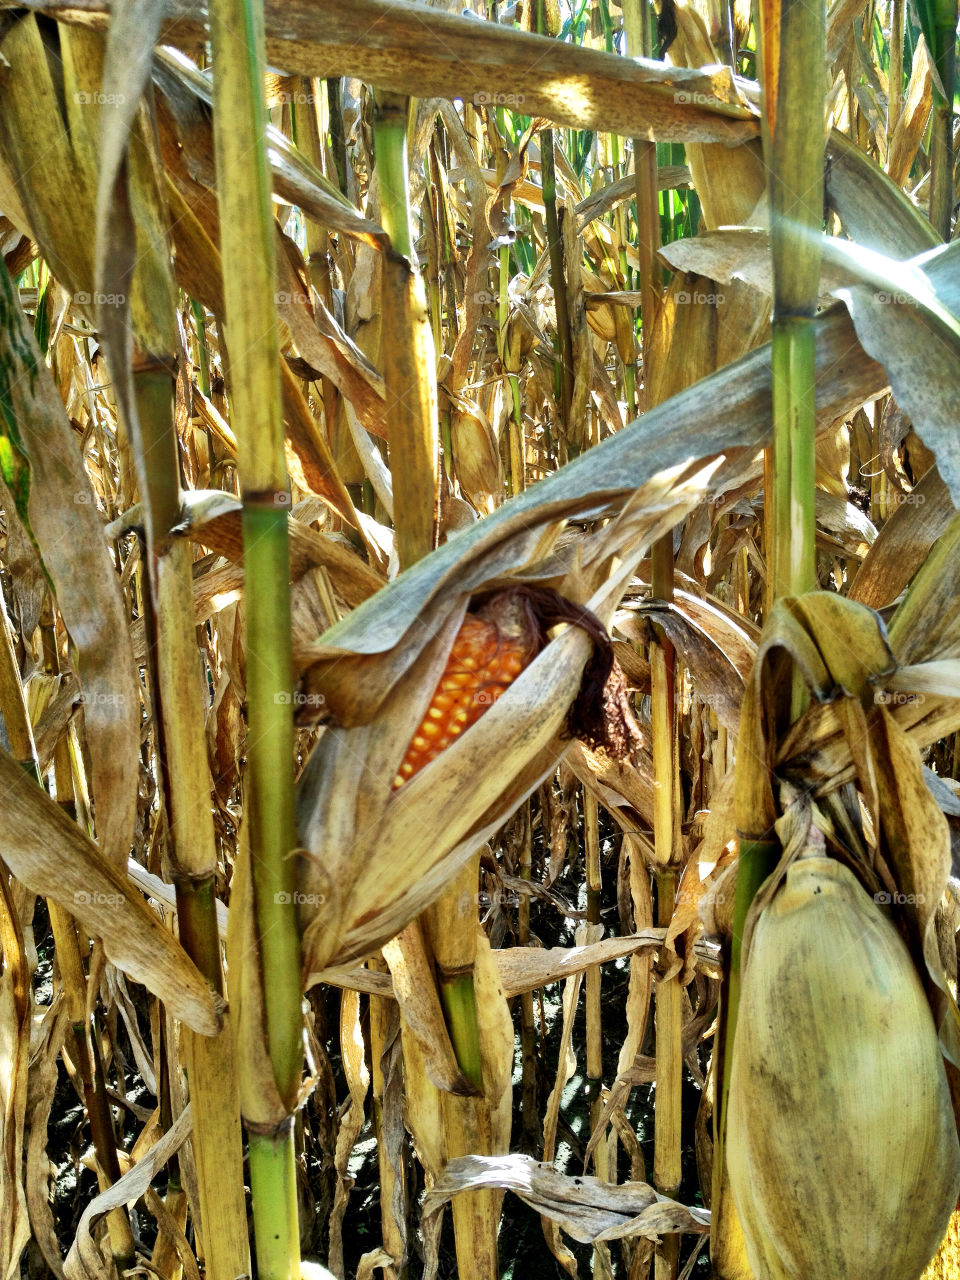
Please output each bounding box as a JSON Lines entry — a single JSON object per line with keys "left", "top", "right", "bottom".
{"left": 0, "top": 1, "right": 958, "bottom": 1278}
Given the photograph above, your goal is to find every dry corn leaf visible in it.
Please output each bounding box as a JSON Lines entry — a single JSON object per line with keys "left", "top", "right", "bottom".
{"left": 173, "top": 491, "right": 384, "bottom": 601}
{"left": 155, "top": 47, "right": 387, "bottom": 249}
{"left": 152, "top": 62, "right": 380, "bottom": 501}
{"left": 366, "top": 993, "right": 406, "bottom": 1270}
{"left": 617, "top": 831, "right": 657, "bottom": 1067}
{"left": 0, "top": 749, "right": 219, "bottom": 1035}
{"left": 667, "top": 1, "right": 768, "bottom": 293}
{"left": 279, "top": 354, "right": 363, "bottom": 522}
{"left": 24, "top": 1002, "right": 68, "bottom": 1280}
{"left": 483, "top": 124, "right": 534, "bottom": 244}
{"left": 0, "top": 486, "right": 47, "bottom": 647}
{"left": 0, "top": 15, "right": 96, "bottom": 295}
{"left": 828, "top": 242, "right": 960, "bottom": 504}
{"left": 787, "top": 592, "right": 895, "bottom": 699}
{"left": 563, "top": 195, "right": 593, "bottom": 455}
{"left": 566, "top": 741, "right": 656, "bottom": 838}
{"left": 276, "top": 239, "right": 388, "bottom": 443}
{"left": 207, "top": 0, "right": 764, "bottom": 145}
{"left": 126, "top": 496, "right": 380, "bottom": 671}
{"left": 892, "top": 661, "right": 960, "bottom": 699}
{"left": 887, "top": 36, "right": 934, "bottom": 187}
{"left": 328, "top": 989, "right": 369, "bottom": 1278}
{"left": 825, "top": 129, "right": 940, "bottom": 257}
{"left": 778, "top": 689, "right": 960, "bottom": 798}
{"left": 92, "top": 3, "right": 181, "bottom": 548}
{"left": 299, "top": 301, "right": 886, "bottom": 726}
{"left": 646, "top": 272, "right": 722, "bottom": 409}
{"left": 473, "top": 930, "right": 514, "bottom": 1151}
{"left": 814, "top": 489, "right": 877, "bottom": 557}
{"left": 574, "top": 167, "right": 692, "bottom": 231}
{"left": 887, "top": 513, "right": 960, "bottom": 665}
{"left": 106, "top": 969, "right": 157, "bottom": 1096}
{"left": 870, "top": 708, "right": 960, "bottom": 1057}
{"left": 630, "top": 593, "right": 758, "bottom": 735}
{"left": 663, "top": 859, "right": 714, "bottom": 988}
{"left": 539, "top": 922, "right": 593, "bottom": 1276}
{"left": 402, "top": 1027, "right": 445, "bottom": 1183}
{"left": 654, "top": 0, "right": 771, "bottom": 380}
{"left": 355, "top": 1251, "right": 394, "bottom": 1280}
{"left": 94, "top": 0, "right": 171, "bottom": 348}
{"left": 142, "top": 1189, "right": 200, "bottom": 1280}
{"left": 0, "top": 264, "right": 140, "bottom": 866}
{"left": 495, "top": 933, "right": 665, "bottom": 998}
{"left": 162, "top": 173, "right": 223, "bottom": 312}
{"left": 422, "top": 1154, "right": 710, "bottom": 1244}
{"left": 344, "top": 399, "right": 393, "bottom": 519}
{"left": 382, "top": 924, "right": 473, "bottom": 1096}
{"left": 63, "top": 1106, "right": 192, "bottom": 1280}
{"left": 224, "top": 824, "right": 291, "bottom": 1122}
{"left": 436, "top": 107, "right": 492, "bottom": 396}
{"left": 0, "top": 884, "right": 30, "bottom": 1280}
{"left": 736, "top": 594, "right": 897, "bottom": 839}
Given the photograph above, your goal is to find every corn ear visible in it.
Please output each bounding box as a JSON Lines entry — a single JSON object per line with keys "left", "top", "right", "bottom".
{"left": 728, "top": 856, "right": 960, "bottom": 1280}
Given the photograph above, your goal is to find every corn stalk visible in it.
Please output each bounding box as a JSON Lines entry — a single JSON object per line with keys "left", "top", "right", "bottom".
{"left": 209, "top": 1, "right": 301, "bottom": 1275}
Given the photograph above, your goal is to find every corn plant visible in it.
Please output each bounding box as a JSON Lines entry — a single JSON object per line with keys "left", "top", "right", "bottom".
{"left": 0, "top": 2, "right": 958, "bottom": 1280}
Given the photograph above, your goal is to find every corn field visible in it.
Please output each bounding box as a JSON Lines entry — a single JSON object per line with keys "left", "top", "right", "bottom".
{"left": 1, "top": 0, "right": 960, "bottom": 1277}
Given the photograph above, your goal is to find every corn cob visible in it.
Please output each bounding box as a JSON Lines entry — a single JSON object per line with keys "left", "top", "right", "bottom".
{"left": 391, "top": 587, "right": 642, "bottom": 790}
{"left": 392, "top": 595, "right": 539, "bottom": 789}
{"left": 727, "top": 855, "right": 960, "bottom": 1280}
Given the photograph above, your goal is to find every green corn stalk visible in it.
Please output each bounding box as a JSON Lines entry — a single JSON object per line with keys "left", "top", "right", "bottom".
{"left": 209, "top": 1, "right": 302, "bottom": 1276}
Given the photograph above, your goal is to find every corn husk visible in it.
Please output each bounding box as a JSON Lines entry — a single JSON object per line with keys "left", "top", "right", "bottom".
{"left": 728, "top": 856, "right": 960, "bottom": 1280}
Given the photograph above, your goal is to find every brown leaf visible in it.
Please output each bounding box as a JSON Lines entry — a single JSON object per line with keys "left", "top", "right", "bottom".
{"left": 0, "top": 749, "right": 219, "bottom": 1036}
{"left": 0, "top": 264, "right": 140, "bottom": 866}
{"left": 422, "top": 1154, "right": 709, "bottom": 1244}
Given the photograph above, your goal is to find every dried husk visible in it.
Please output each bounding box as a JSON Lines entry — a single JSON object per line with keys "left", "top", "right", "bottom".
{"left": 728, "top": 856, "right": 960, "bottom": 1280}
